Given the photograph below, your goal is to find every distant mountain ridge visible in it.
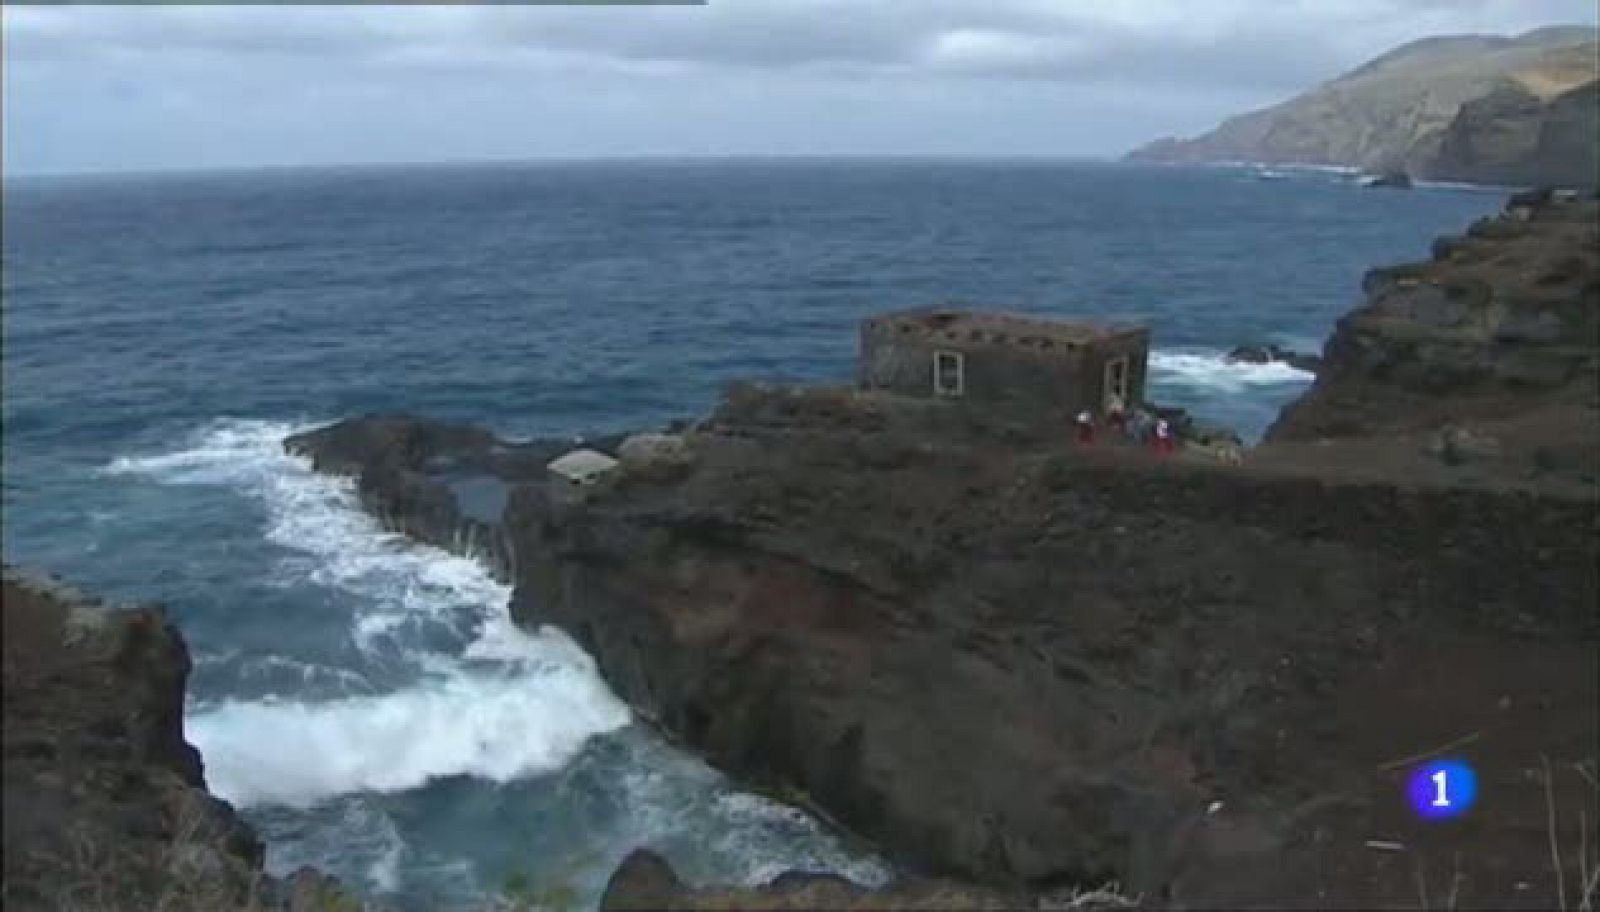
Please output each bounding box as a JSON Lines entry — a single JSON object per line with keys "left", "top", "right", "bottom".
{"left": 1127, "top": 26, "right": 1599, "bottom": 187}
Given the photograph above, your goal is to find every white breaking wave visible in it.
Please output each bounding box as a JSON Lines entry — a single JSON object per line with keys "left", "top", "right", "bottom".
{"left": 604, "top": 732, "right": 892, "bottom": 891}
{"left": 1149, "top": 349, "right": 1313, "bottom": 395}
{"left": 1413, "top": 179, "right": 1521, "bottom": 194}
{"left": 247, "top": 796, "right": 414, "bottom": 895}
{"left": 190, "top": 656, "right": 627, "bottom": 808}
{"left": 706, "top": 791, "right": 891, "bottom": 888}
{"left": 106, "top": 419, "right": 631, "bottom": 809}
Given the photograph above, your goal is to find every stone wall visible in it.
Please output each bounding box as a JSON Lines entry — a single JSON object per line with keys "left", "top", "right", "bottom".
{"left": 859, "top": 318, "right": 1149, "bottom": 418}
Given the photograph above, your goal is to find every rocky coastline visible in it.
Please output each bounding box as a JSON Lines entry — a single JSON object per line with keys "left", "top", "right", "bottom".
{"left": 282, "top": 191, "right": 1596, "bottom": 907}
{"left": 0, "top": 568, "right": 363, "bottom": 912}
{"left": 1126, "top": 28, "right": 1598, "bottom": 191}
{"left": 6, "top": 191, "right": 1596, "bottom": 909}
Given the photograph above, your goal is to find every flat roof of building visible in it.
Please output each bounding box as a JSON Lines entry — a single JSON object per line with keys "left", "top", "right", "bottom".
{"left": 548, "top": 448, "right": 619, "bottom": 483}
{"left": 866, "top": 307, "right": 1147, "bottom": 343}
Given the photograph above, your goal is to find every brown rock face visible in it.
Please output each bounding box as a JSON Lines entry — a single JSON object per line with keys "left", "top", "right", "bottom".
{"left": 1, "top": 568, "right": 366, "bottom": 912}
{"left": 1422, "top": 80, "right": 1600, "bottom": 187}
{"left": 503, "top": 397, "right": 1596, "bottom": 905}
{"left": 1264, "top": 192, "right": 1599, "bottom": 486}
{"left": 2, "top": 568, "right": 265, "bottom": 910}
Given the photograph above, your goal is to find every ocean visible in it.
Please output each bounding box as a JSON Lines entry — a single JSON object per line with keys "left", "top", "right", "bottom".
{"left": 2, "top": 160, "right": 1505, "bottom": 909}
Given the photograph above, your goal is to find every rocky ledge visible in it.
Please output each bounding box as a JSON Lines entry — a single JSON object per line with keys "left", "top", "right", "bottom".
{"left": 1, "top": 568, "right": 361, "bottom": 912}
{"left": 283, "top": 191, "right": 1598, "bottom": 908}
{"left": 1268, "top": 191, "right": 1598, "bottom": 442}
{"left": 1252, "top": 190, "right": 1599, "bottom": 498}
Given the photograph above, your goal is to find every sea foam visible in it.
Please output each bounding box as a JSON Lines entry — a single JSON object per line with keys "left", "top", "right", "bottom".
{"left": 107, "top": 419, "right": 630, "bottom": 809}
{"left": 1149, "top": 348, "right": 1313, "bottom": 395}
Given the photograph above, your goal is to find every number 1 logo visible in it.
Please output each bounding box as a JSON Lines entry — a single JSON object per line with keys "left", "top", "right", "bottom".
{"left": 1411, "top": 760, "right": 1475, "bottom": 820}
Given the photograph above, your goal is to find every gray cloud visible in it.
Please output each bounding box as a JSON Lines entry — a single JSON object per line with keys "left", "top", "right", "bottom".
{"left": 3, "top": 1, "right": 1594, "bottom": 174}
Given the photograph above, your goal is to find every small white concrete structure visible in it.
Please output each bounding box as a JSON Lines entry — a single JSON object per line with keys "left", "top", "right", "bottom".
{"left": 547, "top": 448, "right": 619, "bottom": 503}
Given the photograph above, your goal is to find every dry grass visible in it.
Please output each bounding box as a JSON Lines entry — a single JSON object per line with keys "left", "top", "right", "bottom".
{"left": 30, "top": 792, "right": 300, "bottom": 912}
{"left": 1036, "top": 881, "right": 1142, "bottom": 910}
{"left": 1549, "top": 757, "right": 1600, "bottom": 912}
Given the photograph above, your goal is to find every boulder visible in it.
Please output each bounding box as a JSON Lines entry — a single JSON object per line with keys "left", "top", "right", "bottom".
{"left": 1426, "top": 424, "right": 1504, "bottom": 466}
{"left": 1187, "top": 422, "right": 1244, "bottom": 448}
{"left": 617, "top": 433, "right": 695, "bottom": 482}
{"left": 1363, "top": 170, "right": 1413, "bottom": 188}
{"left": 1226, "top": 344, "right": 1321, "bottom": 373}
{"left": 599, "top": 850, "right": 689, "bottom": 911}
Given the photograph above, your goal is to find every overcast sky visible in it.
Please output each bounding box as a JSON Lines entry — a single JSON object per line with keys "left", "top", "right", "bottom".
{"left": 3, "top": 1, "right": 1594, "bottom": 175}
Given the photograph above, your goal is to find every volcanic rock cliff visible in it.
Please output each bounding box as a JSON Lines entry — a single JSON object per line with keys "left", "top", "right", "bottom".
{"left": 1128, "top": 27, "right": 1598, "bottom": 188}
{"left": 1, "top": 568, "right": 361, "bottom": 912}
{"left": 1263, "top": 189, "right": 1599, "bottom": 489}
{"left": 283, "top": 191, "right": 1599, "bottom": 909}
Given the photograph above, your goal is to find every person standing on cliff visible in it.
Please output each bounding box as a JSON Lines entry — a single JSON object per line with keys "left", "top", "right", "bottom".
{"left": 1075, "top": 408, "right": 1096, "bottom": 445}
{"left": 1105, "top": 392, "right": 1127, "bottom": 436}
{"left": 1128, "top": 407, "right": 1153, "bottom": 444}
{"left": 1153, "top": 418, "right": 1175, "bottom": 455}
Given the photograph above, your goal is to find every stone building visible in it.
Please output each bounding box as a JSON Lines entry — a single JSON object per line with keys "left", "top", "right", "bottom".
{"left": 859, "top": 307, "right": 1150, "bottom": 418}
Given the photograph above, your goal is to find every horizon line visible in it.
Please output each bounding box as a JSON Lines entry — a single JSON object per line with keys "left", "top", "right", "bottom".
{"left": 5, "top": 152, "right": 1131, "bottom": 181}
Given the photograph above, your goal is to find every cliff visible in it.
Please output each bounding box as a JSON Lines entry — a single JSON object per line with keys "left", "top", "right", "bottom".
{"left": 1427, "top": 78, "right": 1600, "bottom": 188}
{"left": 288, "top": 413, "right": 1596, "bottom": 906}
{"left": 1, "top": 568, "right": 360, "bottom": 912}
{"left": 1127, "top": 27, "right": 1598, "bottom": 188}
{"left": 280, "top": 192, "right": 1599, "bottom": 909}
{"left": 1264, "top": 190, "right": 1599, "bottom": 475}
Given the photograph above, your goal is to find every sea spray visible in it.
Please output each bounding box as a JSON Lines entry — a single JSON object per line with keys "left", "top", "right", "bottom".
{"left": 108, "top": 419, "right": 632, "bottom": 807}
{"left": 1149, "top": 348, "right": 1314, "bottom": 395}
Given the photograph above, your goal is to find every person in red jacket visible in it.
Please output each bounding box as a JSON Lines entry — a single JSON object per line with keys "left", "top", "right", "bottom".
{"left": 1075, "top": 409, "right": 1096, "bottom": 445}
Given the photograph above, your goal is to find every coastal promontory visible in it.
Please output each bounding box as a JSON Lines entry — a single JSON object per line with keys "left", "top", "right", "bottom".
{"left": 1127, "top": 27, "right": 1599, "bottom": 188}
{"left": 284, "top": 190, "right": 1599, "bottom": 908}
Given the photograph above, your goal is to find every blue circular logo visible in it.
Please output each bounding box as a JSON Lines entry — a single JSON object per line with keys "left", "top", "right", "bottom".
{"left": 1408, "top": 759, "right": 1477, "bottom": 820}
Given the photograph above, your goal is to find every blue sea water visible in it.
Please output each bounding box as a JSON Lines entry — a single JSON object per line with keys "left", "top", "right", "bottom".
{"left": 2, "top": 160, "right": 1504, "bottom": 909}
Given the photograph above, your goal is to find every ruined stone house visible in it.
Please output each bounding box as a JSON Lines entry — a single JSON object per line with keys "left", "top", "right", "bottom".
{"left": 859, "top": 307, "right": 1150, "bottom": 418}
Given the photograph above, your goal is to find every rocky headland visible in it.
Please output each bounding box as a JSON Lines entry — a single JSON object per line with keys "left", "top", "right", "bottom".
{"left": 279, "top": 190, "right": 1598, "bottom": 908}
{"left": 1, "top": 568, "right": 363, "bottom": 912}
{"left": 1127, "top": 27, "right": 1599, "bottom": 189}
{"left": 1259, "top": 188, "right": 1599, "bottom": 495}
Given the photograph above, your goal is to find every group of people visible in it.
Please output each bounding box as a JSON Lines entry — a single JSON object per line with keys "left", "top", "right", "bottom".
{"left": 1074, "top": 393, "right": 1175, "bottom": 454}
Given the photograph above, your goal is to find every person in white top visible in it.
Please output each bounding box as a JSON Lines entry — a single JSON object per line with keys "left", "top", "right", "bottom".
{"left": 1153, "top": 418, "right": 1174, "bottom": 455}
{"left": 1105, "top": 392, "right": 1127, "bottom": 435}
{"left": 1075, "top": 409, "right": 1095, "bottom": 445}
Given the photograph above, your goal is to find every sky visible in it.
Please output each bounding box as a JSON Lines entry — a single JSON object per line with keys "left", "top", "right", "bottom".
{"left": 3, "top": 1, "right": 1596, "bottom": 175}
